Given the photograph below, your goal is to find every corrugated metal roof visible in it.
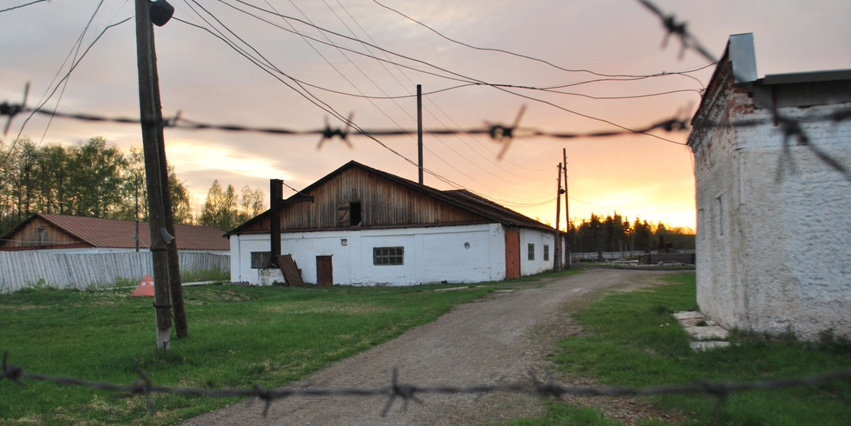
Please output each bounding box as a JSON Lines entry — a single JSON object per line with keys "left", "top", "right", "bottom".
{"left": 21, "top": 214, "right": 228, "bottom": 250}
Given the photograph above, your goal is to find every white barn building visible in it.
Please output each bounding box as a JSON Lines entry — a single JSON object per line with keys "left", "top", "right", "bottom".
{"left": 227, "top": 161, "right": 561, "bottom": 286}
{"left": 688, "top": 34, "right": 851, "bottom": 339}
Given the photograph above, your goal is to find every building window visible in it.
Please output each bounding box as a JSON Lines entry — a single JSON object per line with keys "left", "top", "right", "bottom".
{"left": 544, "top": 244, "right": 550, "bottom": 261}
{"left": 716, "top": 195, "right": 724, "bottom": 237}
{"left": 373, "top": 247, "right": 404, "bottom": 265}
{"left": 350, "top": 202, "right": 362, "bottom": 226}
{"left": 251, "top": 251, "right": 271, "bottom": 269}
{"left": 528, "top": 243, "right": 535, "bottom": 261}
{"left": 337, "top": 202, "right": 363, "bottom": 227}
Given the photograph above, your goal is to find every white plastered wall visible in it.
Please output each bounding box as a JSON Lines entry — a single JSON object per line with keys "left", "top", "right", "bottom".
{"left": 695, "top": 101, "right": 851, "bottom": 339}
{"left": 230, "top": 223, "right": 522, "bottom": 286}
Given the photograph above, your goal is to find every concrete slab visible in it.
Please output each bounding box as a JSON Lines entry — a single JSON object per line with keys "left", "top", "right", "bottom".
{"left": 675, "top": 310, "right": 731, "bottom": 351}
{"left": 691, "top": 341, "right": 731, "bottom": 351}
{"left": 673, "top": 311, "right": 706, "bottom": 320}
{"left": 686, "top": 325, "right": 730, "bottom": 341}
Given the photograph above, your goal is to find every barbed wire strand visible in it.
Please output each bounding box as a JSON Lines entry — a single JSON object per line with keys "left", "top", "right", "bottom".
{"left": 2, "top": 351, "right": 850, "bottom": 418}
{"left": 3, "top": 102, "right": 850, "bottom": 149}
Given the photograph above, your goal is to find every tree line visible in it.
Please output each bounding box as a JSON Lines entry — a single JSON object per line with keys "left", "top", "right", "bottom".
{"left": 0, "top": 137, "right": 266, "bottom": 236}
{"left": 566, "top": 212, "right": 694, "bottom": 254}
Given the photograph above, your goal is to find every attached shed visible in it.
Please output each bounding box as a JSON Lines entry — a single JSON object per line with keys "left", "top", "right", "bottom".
{"left": 0, "top": 213, "right": 229, "bottom": 253}
{"left": 688, "top": 33, "right": 851, "bottom": 339}
{"left": 227, "top": 161, "right": 560, "bottom": 285}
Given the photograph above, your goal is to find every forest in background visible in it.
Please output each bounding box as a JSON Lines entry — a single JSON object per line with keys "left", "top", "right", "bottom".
{"left": 565, "top": 212, "right": 695, "bottom": 254}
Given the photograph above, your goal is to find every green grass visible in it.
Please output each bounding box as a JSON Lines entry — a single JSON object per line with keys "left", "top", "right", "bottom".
{"left": 0, "top": 282, "right": 493, "bottom": 425}
{"left": 179, "top": 268, "right": 229, "bottom": 283}
{"left": 510, "top": 272, "right": 851, "bottom": 426}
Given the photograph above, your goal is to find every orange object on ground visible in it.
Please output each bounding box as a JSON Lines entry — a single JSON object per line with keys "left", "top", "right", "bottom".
{"left": 131, "top": 274, "right": 155, "bottom": 297}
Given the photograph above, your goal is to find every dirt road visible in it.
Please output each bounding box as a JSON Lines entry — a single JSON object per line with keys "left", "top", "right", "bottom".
{"left": 182, "top": 268, "right": 675, "bottom": 426}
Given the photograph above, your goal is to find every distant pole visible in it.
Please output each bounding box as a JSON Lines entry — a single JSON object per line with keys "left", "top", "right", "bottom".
{"left": 134, "top": 173, "right": 140, "bottom": 253}
{"left": 269, "top": 179, "right": 283, "bottom": 266}
{"left": 555, "top": 163, "right": 562, "bottom": 270}
{"left": 417, "top": 84, "right": 424, "bottom": 185}
{"left": 563, "top": 148, "right": 570, "bottom": 268}
{"left": 135, "top": 0, "right": 172, "bottom": 350}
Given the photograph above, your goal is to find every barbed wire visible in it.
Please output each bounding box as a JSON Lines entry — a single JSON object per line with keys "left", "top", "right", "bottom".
{"left": 3, "top": 100, "right": 850, "bottom": 151}
{"left": 2, "top": 351, "right": 849, "bottom": 418}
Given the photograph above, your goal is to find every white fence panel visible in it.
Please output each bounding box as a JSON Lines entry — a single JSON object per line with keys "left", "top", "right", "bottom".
{"left": 0, "top": 251, "right": 229, "bottom": 293}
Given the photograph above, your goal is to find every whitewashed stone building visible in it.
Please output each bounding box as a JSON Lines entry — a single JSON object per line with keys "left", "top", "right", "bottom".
{"left": 227, "top": 161, "right": 560, "bottom": 286}
{"left": 688, "top": 33, "right": 851, "bottom": 339}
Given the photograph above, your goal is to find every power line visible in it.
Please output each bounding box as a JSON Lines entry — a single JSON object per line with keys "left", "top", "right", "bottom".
{"left": 172, "top": 11, "right": 465, "bottom": 193}
{"left": 175, "top": 2, "right": 555, "bottom": 201}
{"left": 495, "top": 86, "right": 687, "bottom": 145}
{"left": 0, "top": 16, "right": 132, "bottom": 167}
{"left": 315, "top": 2, "right": 550, "bottom": 198}
{"left": 0, "top": 0, "right": 47, "bottom": 14}
{"left": 222, "top": 0, "right": 480, "bottom": 85}
{"left": 33, "top": 0, "right": 108, "bottom": 147}
{"left": 372, "top": 0, "right": 712, "bottom": 85}
{"left": 213, "top": 0, "right": 707, "bottom": 150}
{"left": 323, "top": 0, "right": 553, "bottom": 190}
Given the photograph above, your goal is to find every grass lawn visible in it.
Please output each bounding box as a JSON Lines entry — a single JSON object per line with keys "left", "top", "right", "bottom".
{"left": 510, "top": 272, "right": 851, "bottom": 426}
{"left": 0, "top": 281, "right": 494, "bottom": 425}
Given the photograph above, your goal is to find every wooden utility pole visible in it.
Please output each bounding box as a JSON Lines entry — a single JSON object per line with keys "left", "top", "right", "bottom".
{"left": 135, "top": 0, "right": 172, "bottom": 349}
{"left": 134, "top": 173, "right": 140, "bottom": 253}
{"left": 555, "top": 163, "right": 562, "bottom": 270}
{"left": 417, "top": 84, "right": 424, "bottom": 185}
{"left": 563, "top": 148, "right": 571, "bottom": 268}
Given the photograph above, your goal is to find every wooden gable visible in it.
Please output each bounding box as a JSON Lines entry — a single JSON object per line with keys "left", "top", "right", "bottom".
{"left": 238, "top": 164, "right": 490, "bottom": 234}
{"left": 0, "top": 216, "right": 90, "bottom": 250}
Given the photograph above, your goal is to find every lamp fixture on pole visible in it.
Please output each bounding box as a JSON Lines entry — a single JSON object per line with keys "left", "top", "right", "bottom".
{"left": 150, "top": 0, "right": 174, "bottom": 26}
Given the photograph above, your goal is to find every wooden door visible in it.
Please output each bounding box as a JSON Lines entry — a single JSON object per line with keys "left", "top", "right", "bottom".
{"left": 316, "top": 255, "right": 333, "bottom": 286}
{"left": 505, "top": 229, "right": 520, "bottom": 279}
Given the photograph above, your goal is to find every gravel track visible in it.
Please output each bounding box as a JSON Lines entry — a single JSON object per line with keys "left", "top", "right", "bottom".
{"left": 182, "top": 268, "right": 675, "bottom": 426}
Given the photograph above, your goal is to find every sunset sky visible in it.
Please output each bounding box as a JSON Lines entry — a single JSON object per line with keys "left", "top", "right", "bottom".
{"left": 2, "top": 0, "right": 850, "bottom": 231}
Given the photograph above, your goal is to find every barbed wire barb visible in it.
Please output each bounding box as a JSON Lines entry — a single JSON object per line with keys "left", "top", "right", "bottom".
{"left": 318, "top": 113, "right": 355, "bottom": 150}
{"left": 1, "top": 350, "right": 24, "bottom": 387}
{"left": 1, "top": 83, "right": 28, "bottom": 136}
{"left": 492, "top": 105, "right": 527, "bottom": 160}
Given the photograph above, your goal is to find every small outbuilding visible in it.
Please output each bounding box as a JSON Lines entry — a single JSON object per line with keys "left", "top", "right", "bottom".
{"left": 688, "top": 33, "right": 851, "bottom": 339}
{"left": 226, "top": 161, "right": 560, "bottom": 286}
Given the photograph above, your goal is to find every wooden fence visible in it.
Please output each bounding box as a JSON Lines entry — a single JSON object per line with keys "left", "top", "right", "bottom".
{"left": 0, "top": 251, "right": 229, "bottom": 293}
